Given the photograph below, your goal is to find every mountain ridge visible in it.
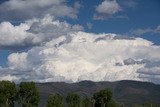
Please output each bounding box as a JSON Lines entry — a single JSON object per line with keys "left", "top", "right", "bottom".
{"left": 35, "top": 80, "right": 160, "bottom": 107}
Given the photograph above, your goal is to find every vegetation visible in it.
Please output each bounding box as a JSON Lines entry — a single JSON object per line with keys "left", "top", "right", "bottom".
{"left": 81, "top": 98, "right": 92, "bottom": 107}
{"left": 130, "top": 104, "right": 160, "bottom": 107}
{"left": 0, "top": 81, "right": 39, "bottom": 107}
{"left": 93, "top": 88, "right": 112, "bottom": 107}
{"left": 18, "top": 82, "right": 39, "bottom": 107}
{"left": 0, "top": 81, "right": 17, "bottom": 107}
{"left": 66, "top": 93, "right": 81, "bottom": 107}
{"left": 46, "top": 93, "right": 64, "bottom": 107}
{"left": 93, "top": 88, "right": 122, "bottom": 107}
{"left": 0, "top": 80, "right": 160, "bottom": 107}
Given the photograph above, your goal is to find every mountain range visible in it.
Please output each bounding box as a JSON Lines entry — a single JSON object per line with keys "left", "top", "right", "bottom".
{"left": 35, "top": 80, "right": 160, "bottom": 107}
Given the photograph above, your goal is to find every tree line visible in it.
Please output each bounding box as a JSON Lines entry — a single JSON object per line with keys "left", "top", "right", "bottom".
{"left": 0, "top": 80, "right": 121, "bottom": 107}
{"left": 0, "top": 81, "right": 39, "bottom": 107}
{"left": 47, "top": 88, "right": 122, "bottom": 107}
{"left": 0, "top": 80, "right": 159, "bottom": 107}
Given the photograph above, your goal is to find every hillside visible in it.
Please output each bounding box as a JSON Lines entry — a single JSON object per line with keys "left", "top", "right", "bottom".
{"left": 36, "top": 80, "right": 160, "bottom": 107}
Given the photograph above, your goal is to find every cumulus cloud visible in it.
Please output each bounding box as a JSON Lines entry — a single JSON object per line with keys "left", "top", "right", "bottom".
{"left": 121, "top": 0, "right": 137, "bottom": 8}
{"left": 0, "top": 11, "right": 160, "bottom": 84}
{"left": 131, "top": 28, "right": 153, "bottom": 36}
{"left": 0, "top": 0, "right": 80, "bottom": 21}
{"left": 130, "top": 25, "right": 160, "bottom": 36}
{"left": 86, "top": 22, "right": 93, "bottom": 30}
{"left": 0, "top": 31, "right": 160, "bottom": 84}
{"left": 0, "top": 15, "right": 83, "bottom": 50}
{"left": 155, "top": 26, "right": 160, "bottom": 33}
{"left": 94, "top": 0, "right": 121, "bottom": 20}
{"left": 0, "top": 21, "right": 37, "bottom": 50}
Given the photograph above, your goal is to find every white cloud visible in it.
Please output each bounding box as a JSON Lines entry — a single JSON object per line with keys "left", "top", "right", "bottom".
{"left": 96, "top": 0, "right": 121, "bottom": 14}
{"left": 0, "top": 0, "right": 80, "bottom": 21}
{"left": 0, "top": 67, "right": 20, "bottom": 81}
{"left": 131, "top": 28, "right": 153, "bottom": 36}
{"left": 130, "top": 25, "right": 160, "bottom": 36}
{"left": 8, "top": 52, "right": 28, "bottom": 71}
{"left": 0, "top": 15, "right": 83, "bottom": 50}
{"left": 122, "top": 0, "right": 137, "bottom": 8}
{"left": 155, "top": 26, "right": 160, "bottom": 33}
{"left": 86, "top": 22, "right": 93, "bottom": 30}
{"left": 0, "top": 12, "right": 159, "bottom": 84}
{"left": 1, "top": 31, "right": 160, "bottom": 84}
{"left": 0, "top": 75, "right": 19, "bottom": 81}
{"left": 94, "top": 0, "right": 121, "bottom": 20}
{"left": 0, "top": 21, "right": 37, "bottom": 49}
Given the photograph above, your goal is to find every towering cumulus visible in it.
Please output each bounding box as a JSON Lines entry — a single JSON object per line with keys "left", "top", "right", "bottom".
{"left": 0, "top": 16, "right": 160, "bottom": 84}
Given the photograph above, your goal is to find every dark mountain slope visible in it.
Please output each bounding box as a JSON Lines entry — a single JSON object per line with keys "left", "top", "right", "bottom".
{"left": 36, "top": 80, "right": 160, "bottom": 107}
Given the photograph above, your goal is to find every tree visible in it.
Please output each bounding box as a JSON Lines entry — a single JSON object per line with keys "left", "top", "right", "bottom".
{"left": 0, "top": 81, "right": 17, "bottom": 107}
{"left": 82, "top": 97, "right": 92, "bottom": 107}
{"left": 66, "top": 93, "right": 81, "bottom": 107}
{"left": 93, "top": 88, "right": 112, "bottom": 107}
{"left": 46, "top": 93, "right": 64, "bottom": 107}
{"left": 0, "top": 91, "right": 7, "bottom": 107}
{"left": 0, "top": 91, "right": 8, "bottom": 107}
{"left": 107, "top": 99, "right": 121, "bottom": 107}
{"left": 18, "top": 82, "right": 39, "bottom": 107}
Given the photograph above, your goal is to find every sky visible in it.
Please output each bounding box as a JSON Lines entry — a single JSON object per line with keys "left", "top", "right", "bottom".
{"left": 0, "top": 0, "right": 160, "bottom": 83}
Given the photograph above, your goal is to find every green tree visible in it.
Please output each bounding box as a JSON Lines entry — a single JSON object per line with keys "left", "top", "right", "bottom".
{"left": 107, "top": 99, "right": 121, "bottom": 107}
{"left": 0, "top": 81, "right": 17, "bottom": 107}
{"left": 46, "top": 93, "right": 64, "bottom": 107}
{"left": 66, "top": 93, "right": 81, "bottom": 107}
{"left": 0, "top": 92, "right": 7, "bottom": 107}
{"left": 18, "top": 82, "right": 39, "bottom": 107}
{"left": 93, "top": 88, "right": 112, "bottom": 107}
{"left": 82, "top": 97, "right": 92, "bottom": 107}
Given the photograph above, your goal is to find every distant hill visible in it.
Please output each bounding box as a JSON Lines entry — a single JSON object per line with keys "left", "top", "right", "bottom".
{"left": 36, "top": 80, "right": 160, "bottom": 107}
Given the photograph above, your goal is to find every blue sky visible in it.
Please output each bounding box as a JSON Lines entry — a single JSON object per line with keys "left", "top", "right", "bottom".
{"left": 0, "top": 0, "right": 160, "bottom": 66}
{"left": 68, "top": 0, "right": 160, "bottom": 43}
